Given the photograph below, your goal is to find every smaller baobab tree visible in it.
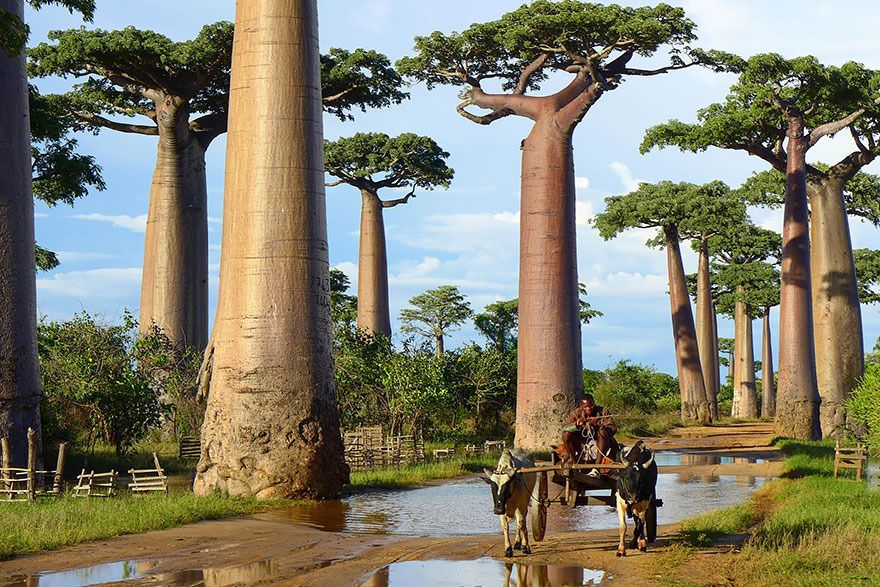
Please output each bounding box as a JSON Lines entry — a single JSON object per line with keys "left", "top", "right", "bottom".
{"left": 474, "top": 299, "right": 518, "bottom": 353}
{"left": 400, "top": 285, "right": 472, "bottom": 356}
{"left": 595, "top": 181, "right": 736, "bottom": 423}
{"left": 325, "top": 133, "right": 453, "bottom": 338}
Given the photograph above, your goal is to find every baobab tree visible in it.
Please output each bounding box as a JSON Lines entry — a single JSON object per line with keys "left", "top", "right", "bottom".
{"left": 30, "top": 26, "right": 406, "bottom": 352}
{"left": 400, "top": 285, "right": 473, "bottom": 356}
{"left": 474, "top": 299, "right": 519, "bottom": 353}
{"left": 398, "top": 1, "right": 727, "bottom": 448}
{"left": 0, "top": 0, "right": 94, "bottom": 469}
{"left": 595, "top": 181, "right": 736, "bottom": 423}
{"left": 325, "top": 133, "right": 453, "bottom": 338}
{"left": 194, "top": 0, "right": 346, "bottom": 499}
{"left": 643, "top": 54, "right": 880, "bottom": 439}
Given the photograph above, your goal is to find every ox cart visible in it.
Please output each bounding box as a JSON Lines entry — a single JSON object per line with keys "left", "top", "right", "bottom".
{"left": 515, "top": 451, "right": 663, "bottom": 543}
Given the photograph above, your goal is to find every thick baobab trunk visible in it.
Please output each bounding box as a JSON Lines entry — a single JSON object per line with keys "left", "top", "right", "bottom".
{"left": 761, "top": 309, "right": 775, "bottom": 418}
{"left": 356, "top": 190, "right": 391, "bottom": 338}
{"left": 139, "top": 103, "right": 209, "bottom": 351}
{"left": 435, "top": 333, "right": 444, "bottom": 357}
{"left": 776, "top": 119, "right": 821, "bottom": 440}
{"left": 695, "top": 238, "right": 718, "bottom": 420}
{"left": 808, "top": 177, "right": 863, "bottom": 437}
{"left": 733, "top": 292, "right": 758, "bottom": 418}
{"left": 515, "top": 120, "right": 583, "bottom": 450}
{"left": 665, "top": 227, "right": 710, "bottom": 424}
{"left": 0, "top": 0, "right": 43, "bottom": 469}
{"left": 194, "top": 0, "right": 347, "bottom": 499}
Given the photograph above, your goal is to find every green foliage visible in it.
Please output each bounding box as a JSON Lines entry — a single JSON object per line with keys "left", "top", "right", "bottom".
{"left": 453, "top": 344, "right": 516, "bottom": 435}
{"left": 713, "top": 262, "right": 781, "bottom": 319}
{"left": 594, "top": 180, "right": 741, "bottom": 244}
{"left": 1, "top": 0, "right": 94, "bottom": 55}
{"left": 846, "top": 364, "right": 880, "bottom": 453}
{"left": 397, "top": 1, "right": 707, "bottom": 92}
{"left": 321, "top": 48, "right": 408, "bottom": 119}
{"left": 399, "top": 285, "right": 473, "bottom": 352}
{"left": 854, "top": 248, "right": 880, "bottom": 304}
{"left": 642, "top": 53, "right": 880, "bottom": 181}
{"left": 0, "top": 494, "right": 264, "bottom": 560}
{"left": 324, "top": 132, "right": 454, "bottom": 193}
{"left": 38, "top": 312, "right": 165, "bottom": 456}
{"left": 329, "top": 268, "right": 358, "bottom": 333}
{"left": 578, "top": 283, "right": 603, "bottom": 324}
{"left": 473, "top": 298, "right": 518, "bottom": 353}
{"left": 34, "top": 244, "right": 58, "bottom": 271}
{"left": 587, "top": 359, "right": 679, "bottom": 414}
{"left": 333, "top": 326, "right": 393, "bottom": 431}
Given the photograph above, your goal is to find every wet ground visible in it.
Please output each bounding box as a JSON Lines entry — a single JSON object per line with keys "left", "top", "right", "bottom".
{"left": 0, "top": 423, "right": 784, "bottom": 587}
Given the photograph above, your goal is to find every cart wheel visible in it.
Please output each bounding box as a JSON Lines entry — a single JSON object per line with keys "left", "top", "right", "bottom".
{"left": 647, "top": 494, "right": 658, "bottom": 543}
{"left": 531, "top": 471, "right": 548, "bottom": 542}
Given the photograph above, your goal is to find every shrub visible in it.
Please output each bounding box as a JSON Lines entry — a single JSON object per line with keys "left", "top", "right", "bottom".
{"left": 846, "top": 364, "right": 880, "bottom": 454}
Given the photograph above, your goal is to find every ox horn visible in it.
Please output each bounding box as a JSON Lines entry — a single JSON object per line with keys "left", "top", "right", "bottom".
{"left": 641, "top": 452, "right": 654, "bottom": 469}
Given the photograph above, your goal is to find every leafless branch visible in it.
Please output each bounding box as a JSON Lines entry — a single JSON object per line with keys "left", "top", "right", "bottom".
{"left": 809, "top": 105, "right": 873, "bottom": 147}
{"left": 381, "top": 186, "right": 416, "bottom": 208}
{"left": 74, "top": 111, "right": 159, "bottom": 135}
{"left": 325, "top": 179, "right": 345, "bottom": 187}
{"left": 514, "top": 53, "right": 549, "bottom": 95}
{"left": 323, "top": 85, "right": 364, "bottom": 104}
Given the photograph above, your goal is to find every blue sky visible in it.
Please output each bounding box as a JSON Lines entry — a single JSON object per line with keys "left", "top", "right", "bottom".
{"left": 27, "top": 0, "right": 880, "bottom": 375}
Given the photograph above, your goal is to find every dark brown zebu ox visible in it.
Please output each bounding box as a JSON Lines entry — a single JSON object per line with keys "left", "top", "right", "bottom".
{"left": 615, "top": 440, "right": 658, "bottom": 556}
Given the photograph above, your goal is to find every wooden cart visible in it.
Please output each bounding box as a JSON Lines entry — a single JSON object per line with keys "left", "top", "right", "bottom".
{"left": 516, "top": 452, "right": 662, "bottom": 543}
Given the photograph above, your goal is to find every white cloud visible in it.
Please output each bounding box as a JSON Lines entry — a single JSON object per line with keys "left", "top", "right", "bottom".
{"left": 575, "top": 176, "right": 590, "bottom": 190}
{"left": 575, "top": 200, "right": 595, "bottom": 226}
{"left": 37, "top": 267, "right": 141, "bottom": 298}
{"left": 584, "top": 272, "right": 667, "bottom": 297}
{"left": 609, "top": 161, "right": 643, "bottom": 193}
{"left": 332, "top": 261, "right": 358, "bottom": 285}
{"left": 74, "top": 213, "right": 147, "bottom": 233}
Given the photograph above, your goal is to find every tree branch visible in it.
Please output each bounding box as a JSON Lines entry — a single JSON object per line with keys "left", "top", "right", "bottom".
{"left": 513, "top": 53, "right": 549, "bottom": 95}
{"left": 808, "top": 98, "right": 880, "bottom": 146}
{"left": 190, "top": 112, "right": 228, "bottom": 149}
{"left": 325, "top": 179, "right": 346, "bottom": 187}
{"left": 74, "top": 112, "right": 159, "bottom": 135}
{"left": 381, "top": 186, "right": 416, "bottom": 208}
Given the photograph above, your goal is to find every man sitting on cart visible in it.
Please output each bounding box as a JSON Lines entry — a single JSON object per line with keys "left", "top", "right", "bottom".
{"left": 559, "top": 394, "right": 619, "bottom": 473}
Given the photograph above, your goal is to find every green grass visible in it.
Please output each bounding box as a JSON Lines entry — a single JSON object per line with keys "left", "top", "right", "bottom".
{"left": 615, "top": 412, "right": 684, "bottom": 439}
{"left": 46, "top": 439, "right": 194, "bottom": 480}
{"left": 0, "top": 494, "right": 267, "bottom": 560}
{"left": 665, "top": 437, "right": 880, "bottom": 586}
{"left": 347, "top": 453, "right": 499, "bottom": 491}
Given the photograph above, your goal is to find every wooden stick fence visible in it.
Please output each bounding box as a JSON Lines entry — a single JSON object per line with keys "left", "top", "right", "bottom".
{"left": 0, "top": 429, "right": 66, "bottom": 503}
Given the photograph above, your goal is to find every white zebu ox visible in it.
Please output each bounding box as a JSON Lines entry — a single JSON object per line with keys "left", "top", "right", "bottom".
{"left": 481, "top": 449, "right": 537, "bottom": 557}
{"left": 615, "top": 441, "right": 658, "bottom": 557}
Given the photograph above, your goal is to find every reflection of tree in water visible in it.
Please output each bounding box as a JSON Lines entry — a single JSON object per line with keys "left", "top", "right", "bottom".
{"left": 505, "top": 562, "right": 587, "bottom": 587}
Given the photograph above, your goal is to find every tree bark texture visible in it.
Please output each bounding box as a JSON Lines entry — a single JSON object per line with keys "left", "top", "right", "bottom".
{"left": 695, "top": 238, "right": 718, "bottom": 420}
{"left": 776, "top": 118, "right": 821, "bottom": 440}
{"left": 761, "top": 310, "right": 775, "bottom": 418}
{"left": 733, "top": 292, "right": 758, "bottom": 418}
{"left": 194, "top": 0, "right": 347, "bottom": 499}
{"left": 808, "top": 178, "right": 863, "bottom": 437}
{"left": 515, "top": 120, "right": 584, "bottom": 451}
{"left": 356, "top": 189, "right": 391, "bottom": 338}
{"left": 665, "top": 228, "right": 710, "bottom": 424}
{"left": 435, "top": 333, "right": 444, "bottom": 357}
{"left": 139, "top": 101, "right": 209, "bottom": 351}
{"left": 0, "top": 0, "right": 43, "bottom": 469}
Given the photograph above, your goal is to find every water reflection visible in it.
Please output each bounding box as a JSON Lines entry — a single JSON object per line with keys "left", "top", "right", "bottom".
{"left": 268, "top": 470, "right": 766, "bottom": 537}
{"left": 2, "top": 558, "right": 278, "bottom": 587}
{"left": 361, "top": 559, "right": 610, "bottom": 587}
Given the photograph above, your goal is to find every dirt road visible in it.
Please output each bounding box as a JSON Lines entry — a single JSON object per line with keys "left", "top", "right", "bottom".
{"left": 0, "top": 423, "right": 781, "bottom": 586}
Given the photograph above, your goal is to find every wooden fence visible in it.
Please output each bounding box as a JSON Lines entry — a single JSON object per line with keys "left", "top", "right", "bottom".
{"left": 0, "top": 429, "right": 66, "bottom": 503}
{"left": 344, "top": 427, "right": 426, "bottom": 470}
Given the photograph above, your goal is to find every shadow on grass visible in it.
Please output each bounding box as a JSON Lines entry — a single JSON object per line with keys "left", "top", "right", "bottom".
{"left": 773, "top": 438, "right": 835, "bottom": 479}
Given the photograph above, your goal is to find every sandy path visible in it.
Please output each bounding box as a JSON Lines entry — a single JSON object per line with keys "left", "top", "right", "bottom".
{"left": 0, "top": 423, "right": 780, "bottom": 586}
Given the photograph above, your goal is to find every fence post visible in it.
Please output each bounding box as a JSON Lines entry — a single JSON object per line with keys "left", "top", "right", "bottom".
{"left": 54, "top": 442, "right": 67, "bottom": 494}
{"left": 0, "top": 437, "right": 8, "bottom": 493}
{"left": 27, "top": 428, "right": 36, "bottom": 503}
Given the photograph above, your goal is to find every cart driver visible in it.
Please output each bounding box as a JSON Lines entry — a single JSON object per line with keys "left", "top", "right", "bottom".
{"left": 560, "top": 394, "right": 618, "bottom": 469}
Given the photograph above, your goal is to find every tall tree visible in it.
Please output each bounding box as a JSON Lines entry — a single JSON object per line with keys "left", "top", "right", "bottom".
{"left": 329, "top": 268, "right": 358, "bottom": 334}
{"left": 854, "top": 248, "right": 880, "bottom": 304}
{"left": 643, "top": 54, "right": 880, "bottom": 439}
{"left": 325, "top": 133, "right": 453, "bottom": 338}
{"left": 400, "top": 285, "right": 473, "bottom": 356}
{"left": 474, "top": 299, "right": 518, "bottom": 353}
{"left": 0, "top": 0, "right": 94, "bottom": 469}
{"left": 709, "top": 223, "right": 781, "bottom": 419}
{"left": 595, "top": 181, "right": 734, "bottom": 423}
{"left": 193, "top": 0, "right": 346, "bottom": 499}
{"left": 30, "top": 27, "right": 407, "bottom": 352}
{"left": 398, "top": 1, "right": 725, "bottom": 449}
{"left": 578, "top": 283, "right": 603, "bottom": 325}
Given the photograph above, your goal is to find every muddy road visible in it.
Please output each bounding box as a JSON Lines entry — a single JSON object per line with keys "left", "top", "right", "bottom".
{"left": 0, "top": 423, "right": 781, "bottom": 586}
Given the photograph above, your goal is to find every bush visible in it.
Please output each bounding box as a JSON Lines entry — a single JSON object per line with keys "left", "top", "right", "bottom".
{"left": 846, "top": 364, "right": 880, "bottom": 454}
{"left": 588, "top": 360, "right": 679, "bottom": 414}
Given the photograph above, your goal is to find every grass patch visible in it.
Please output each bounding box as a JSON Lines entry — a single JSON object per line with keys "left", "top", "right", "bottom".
{"left": 664, "top": 436, "right": 880, "bottom": 586}
{"left": 46, "top": 440, "right": 194, "bottom": 480}
{"left": 347, "top": 453, "right": 499, "bottom": 491}
{"left": 616, "top": 412, "right": 683, "bottom": 439}
{"left": 0, "top": 494, "right": 267, "bottom": 560}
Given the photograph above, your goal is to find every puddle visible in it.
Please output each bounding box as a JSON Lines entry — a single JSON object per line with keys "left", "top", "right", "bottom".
{"left": 263, "top": 460, "right": 767, "bottom": 536}
{"left": 360, "top": 559, "right": 610, "bottom": 586}
{"left": 652, "top": 452, "right": 766, "bottom": 466}
{"left": 2, "top": 559, "right": 278, "bottom": 587}
{"left": 3, "top": 560, "right": 151, "bottom": 586}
